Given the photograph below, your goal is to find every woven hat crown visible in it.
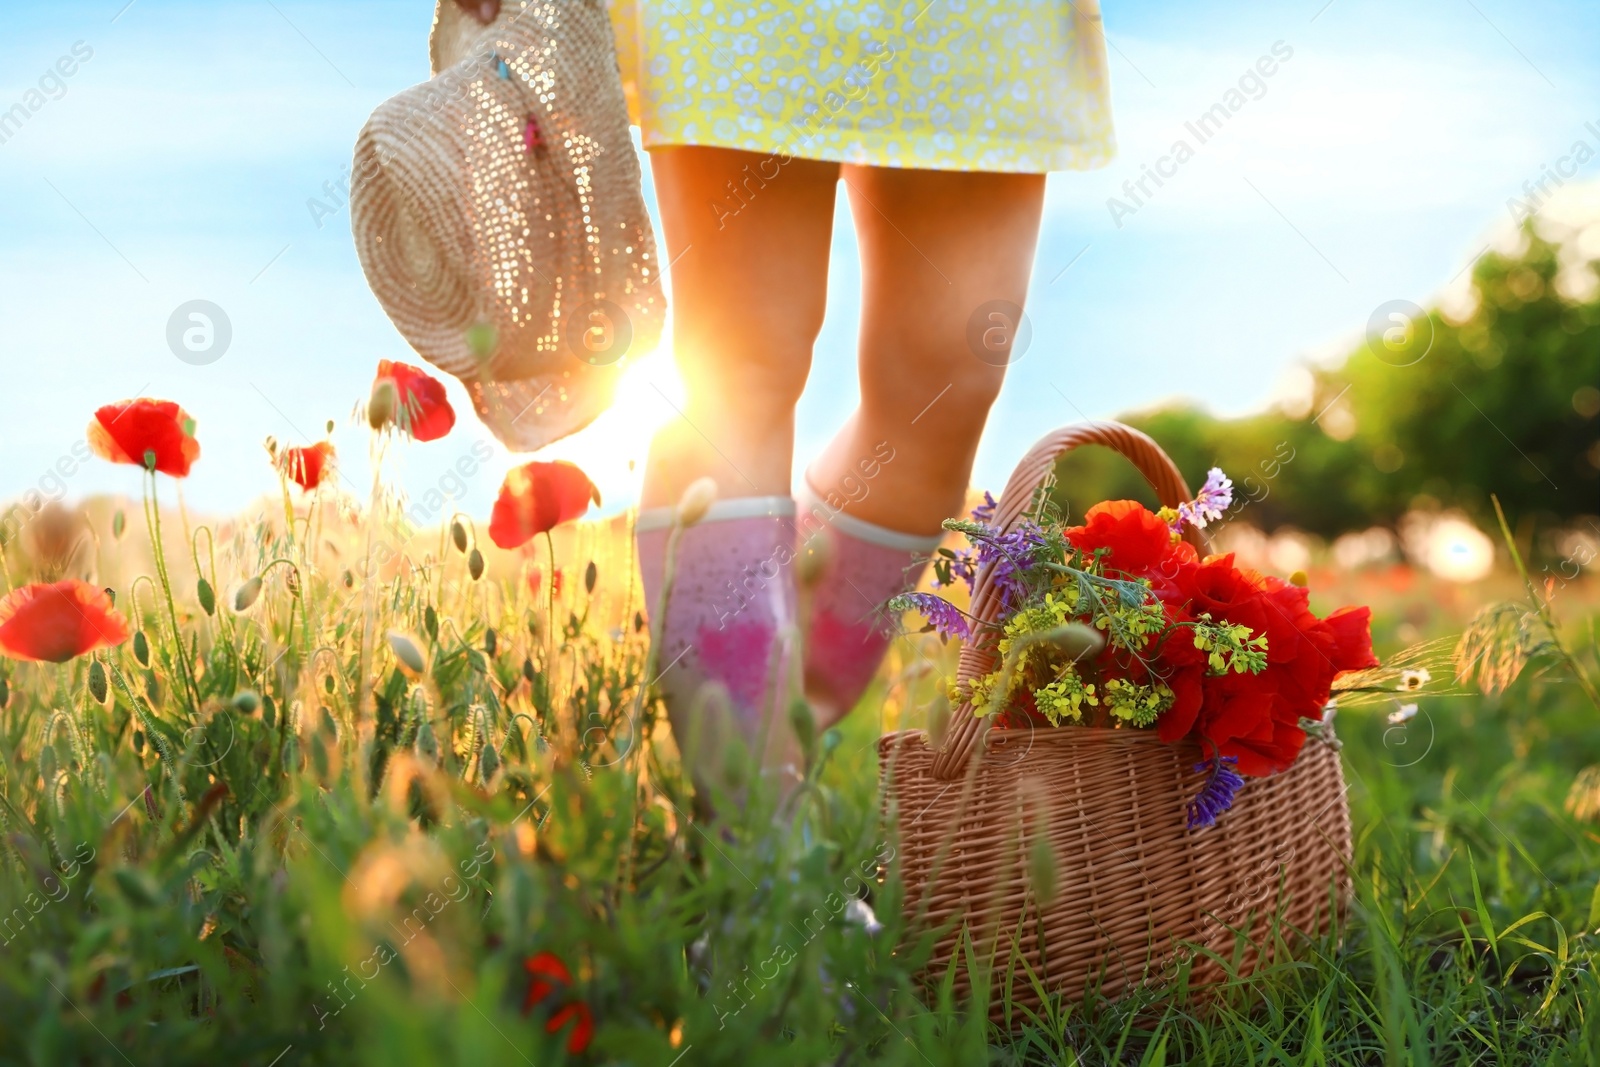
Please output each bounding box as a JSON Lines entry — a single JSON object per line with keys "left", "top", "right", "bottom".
{"left": 351, "top": 0, "right": 663, "bottom": 451}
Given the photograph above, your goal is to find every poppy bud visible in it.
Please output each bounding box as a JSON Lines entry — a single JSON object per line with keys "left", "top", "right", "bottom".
{"left": 468, "top": 548, "right": 485, "bottom": 581}
{"left": 522, "top": 656, "right": 536, "bottom": 683}
{"left": 584, "top": 560, "right": 597, "bottom": 594}
{"left": 368, "top": 377, "right": 400, "bottom": 431}
{"left": 484, "top": 627, "right": 498, "bottom": 658}
{"left": 309, "top": 733, "right": 330, "bottom": 779}
{"left": 796, "top": 531, "right": 833, "bottom": 588}
{"left": 1026, "top": 834, "right": 1060, "bottom": 905}
{"left": 88, "top": 660, "right": 109, "bottom": 705}
{"left": 789, "top": 699, "right": 817, "bottom": 765}
{"left": 232, "top": 689, "right": 261, "bottom": 715}
{"left": 450, "top": 520, "right": 469, "bottom": 554}
{"left": 196, "top": 577, "right": 216, "bottom": 616}
{"left": 424, "top": 605, "right": 439, "bottom": 640}
{"left": 387, "top": 631, "right": 426, "bottom": 674}
{"left": 1039, "top": 622, "right": 1104, "bottom": 662}
{"left": 233, "top": 576, "right": 263, "bottom": 612}
{"left": 676, "top": 477, "right": 718, "bottom": 528}
{"left": 466, "top": 320, "right": 497, "bottom": 361}
{"left": 111, "top": 510, "right": 126, "bottom": 541}
{"left": 479, "top": 740, "right": 501, "bottom": 785}
{"left": 414, "top": 719, "right": 440, "bottom": 765}
{"left": 262, "top": 694, "right": 278, "bottom": 729}
{"left": 133, "top": 631, "right": 150, "bottom": 667}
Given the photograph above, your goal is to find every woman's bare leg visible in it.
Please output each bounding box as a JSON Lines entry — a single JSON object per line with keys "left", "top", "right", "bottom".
{"left": 642, "top": 147, "right": 840, "bottom": 507}
{"left": 638, "top": 147, "right": 840, "bottom": 788}
{"left": 806, "top": 166, "right": 1046, "bottom": 532}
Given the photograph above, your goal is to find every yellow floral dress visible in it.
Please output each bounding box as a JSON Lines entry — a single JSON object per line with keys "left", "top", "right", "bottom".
{"left": 606, "top": 0, "right": 1114, "bottom": 173}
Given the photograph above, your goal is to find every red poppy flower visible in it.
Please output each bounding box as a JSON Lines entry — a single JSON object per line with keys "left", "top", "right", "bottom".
{"left": 521, "top": 952, "right": 593, "bottom": 1054}
{"left": 375, "top": 360, "right": 455, "bottom": 442}
{"left": 546, "top": 1002, "right": 594, "bottom": 1053}
{"left": 87, "top": 399, "right": 200, "bottom": 477}
{"left": 1152, "top": 558, "right": 1377, "bottom": 774}
{"left": 279, "top": 442, "right": 335, "bottom": 492}
{"left": 1066, "top": 500, "right": 1181, "bottom": 577}
{"left": 0, "top": 580, "right": 132, "bottom": 663}
{"left": 489, "top": 462, "right": 600, "bottom": 549}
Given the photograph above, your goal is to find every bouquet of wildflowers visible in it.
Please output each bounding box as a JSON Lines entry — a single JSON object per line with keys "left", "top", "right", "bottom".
{"left": 889, "top": 471, "right": 1378, "bottom": 827}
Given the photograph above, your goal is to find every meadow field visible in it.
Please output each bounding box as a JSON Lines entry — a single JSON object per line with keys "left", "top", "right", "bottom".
{"left": 1, "top": 471, "right": 1597, "bottom": 1066}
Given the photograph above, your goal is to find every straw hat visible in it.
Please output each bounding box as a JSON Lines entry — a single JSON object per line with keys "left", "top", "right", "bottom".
{"left": 351, "top": 0, "right": 664, "bottom": 451}
{"left": 429, "top": 0, "right": 499, "bottom": 76}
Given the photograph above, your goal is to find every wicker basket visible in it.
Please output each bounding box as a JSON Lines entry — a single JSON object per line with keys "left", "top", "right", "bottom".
{"left": 878, "top": 421, "right": 1352, "bottom": 1011}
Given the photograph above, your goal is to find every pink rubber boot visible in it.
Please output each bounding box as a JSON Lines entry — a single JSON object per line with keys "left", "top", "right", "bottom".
{"left": 796, "top": 482, "right": 941, "bottom": 727}
{"left": 635, "top": 497, "right": 801, "bottom": 778}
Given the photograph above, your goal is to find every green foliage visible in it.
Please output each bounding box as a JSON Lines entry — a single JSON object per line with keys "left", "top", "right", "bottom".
{"left": 1053, "top": 224, "right": 1600, "bottom": 539}
{"left": 0, "top": 511, "right": 1597, "bottom": 1063}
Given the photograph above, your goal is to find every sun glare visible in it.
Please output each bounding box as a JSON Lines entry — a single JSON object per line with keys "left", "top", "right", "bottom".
{"left": 501, "top": 348, "right": 685, "bottom": 514}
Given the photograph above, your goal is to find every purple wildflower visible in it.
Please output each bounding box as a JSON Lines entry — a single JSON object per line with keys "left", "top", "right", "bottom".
{"left": 1175, "top": 467, "right": 1233, "bottom": 532}
{"left": 933, "top": 548, "right": 979, "bottom": 592}
{"left": 1186, "top": 754, "right": 1244, "bottom": 829}
{"left": 970, "top": 491, "right": 998, "bottom": 525}
{"left": 974, "top": 521, "right": 1048, "bottom": 611}
{"left": 896, "top": 592, "right": 970, "bottom": 641}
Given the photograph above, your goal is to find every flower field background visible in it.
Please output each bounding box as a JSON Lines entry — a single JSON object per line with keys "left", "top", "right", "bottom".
{"left": 0, "top": 467, "right": 1598, "bottom": 1063}
{"left": 0, "top": 205, "right": 1597, "bottom": 1065}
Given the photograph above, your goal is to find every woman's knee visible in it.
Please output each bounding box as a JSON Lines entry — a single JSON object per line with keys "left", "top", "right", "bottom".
{"left": 859, "top": 326, "right": 1009, "bottom": 424}
{"left": 676, "top": 303, "right": 821, "bottom": 417}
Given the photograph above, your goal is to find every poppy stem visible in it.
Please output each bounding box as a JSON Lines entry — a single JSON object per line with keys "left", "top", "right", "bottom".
{"left": 144, "top": 471, "right": 202, "bottom": 718}
{"left": 191, "top": 525, "right": 241, "bottom": 690}
{"left": 617, "top": 520, "right": 685, "bottom": 894}
{"left": 544, "top": 530, "right": 557, "bottom": 741}
{"left": 0, "top": 535, "right": 14, "bottom": 594}
{"left": 356, "top": 435, "right": 386, "bottom": 729}
{"left": 108, "top": 659, "right": 183, "bottom": 798}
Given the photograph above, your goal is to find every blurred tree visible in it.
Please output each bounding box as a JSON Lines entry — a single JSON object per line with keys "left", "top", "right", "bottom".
{"left": 1051, "top": 222, "right": 1600, "bottom": 540}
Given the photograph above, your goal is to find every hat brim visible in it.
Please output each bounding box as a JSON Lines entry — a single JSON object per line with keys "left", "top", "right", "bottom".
{"left": 429, "top": 0, "right": 505, "bottom": 76}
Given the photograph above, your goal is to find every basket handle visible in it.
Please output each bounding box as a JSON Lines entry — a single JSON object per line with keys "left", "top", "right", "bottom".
{"left": 928, "top": 420, "right": 1209, "bottom": 780}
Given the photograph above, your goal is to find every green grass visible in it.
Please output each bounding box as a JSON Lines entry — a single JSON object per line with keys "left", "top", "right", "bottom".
{"left": 0, "top": 495, "right": 1597, "bottom": 1066}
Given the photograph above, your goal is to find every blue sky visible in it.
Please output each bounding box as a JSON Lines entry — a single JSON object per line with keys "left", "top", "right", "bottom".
{"left": 2, "top": 0, "right": 1597, "bottom": 519}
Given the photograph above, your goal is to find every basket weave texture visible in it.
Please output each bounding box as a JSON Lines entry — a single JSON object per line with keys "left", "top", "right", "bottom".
{"left": 878, "top": 421, "right": 1352, "bottom": 1009}
{"left": 351, "top": 0, "right": 663, "bottom": 452}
